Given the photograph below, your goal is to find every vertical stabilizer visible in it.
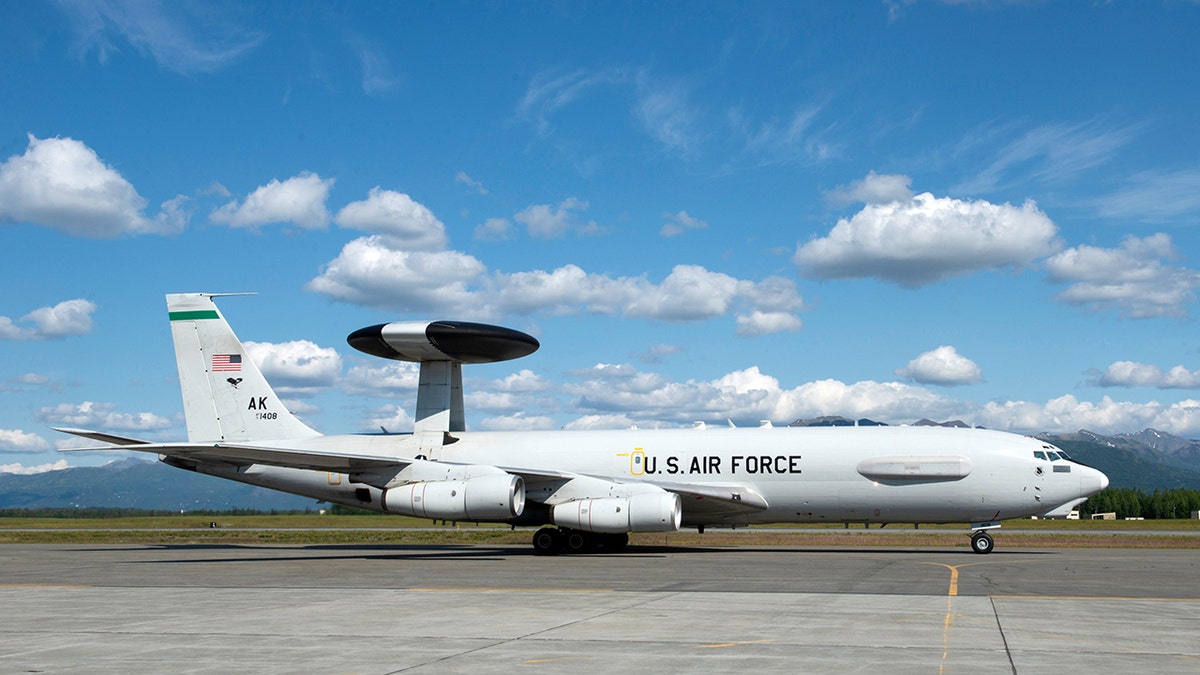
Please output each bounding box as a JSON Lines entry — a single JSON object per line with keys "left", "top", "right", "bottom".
{"left": 167, "top": 293, "right": 321, "bottom": 443}
{"left": 414, "top": 360, "right": 465, "bottom": 434}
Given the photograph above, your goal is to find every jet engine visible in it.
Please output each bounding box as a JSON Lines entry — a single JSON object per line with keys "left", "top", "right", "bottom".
{"left": 382, "top": 474, "right": 525, "bottom": 521}
{"left": 552, "top": 492, "right": 682, "bottom": 533}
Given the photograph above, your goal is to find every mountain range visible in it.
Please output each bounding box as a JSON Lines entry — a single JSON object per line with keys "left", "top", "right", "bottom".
{"left": 2, "top": 424, "right": 1198, "bottom": 511}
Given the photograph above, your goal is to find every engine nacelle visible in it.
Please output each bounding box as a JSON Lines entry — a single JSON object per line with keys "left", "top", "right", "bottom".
{"left": 552, "top": 492, "right": 682, "bottom": 533}
{"left": 382, "top": 474, "right": 525, "bottom": 521}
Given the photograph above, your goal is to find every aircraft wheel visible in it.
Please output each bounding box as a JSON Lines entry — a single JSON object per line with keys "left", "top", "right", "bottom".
{"left": 970, "top": 531, "right": 994, "bottom": 554}
{"left": 564, "top": 529, "right": 593, "bottom": 553}
{"left": 532, "top": 527, "right": 562, "bottom": 555}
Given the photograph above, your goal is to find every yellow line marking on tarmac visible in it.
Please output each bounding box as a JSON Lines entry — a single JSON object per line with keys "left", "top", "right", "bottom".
{"left": 696, "top": 639, "right": 775, "bottom": 649}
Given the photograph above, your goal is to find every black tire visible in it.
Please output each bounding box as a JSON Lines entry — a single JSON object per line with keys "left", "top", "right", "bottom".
{"left": 971, "top": 531, "right": 994, "bottom": 554}
{"left": 564, "top": 529, "right": 592, "bottom": 553}
{"left": 532, "top": 527, "right": 561, "bottom": 555}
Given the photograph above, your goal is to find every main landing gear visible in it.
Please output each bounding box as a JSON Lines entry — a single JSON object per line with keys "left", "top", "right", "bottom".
{"left": 970, "top": 530, "right": 994, "bottom": 554}
{"left": 531, "top": 527, "right": 629, "bottom": 555}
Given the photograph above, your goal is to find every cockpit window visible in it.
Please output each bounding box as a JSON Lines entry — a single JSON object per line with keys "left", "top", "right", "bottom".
{"left": 1057, "top": 449, "right": 1070, "bottom": 459}
{"left": 1047, "top": 451, "right": 1061, "bottom": 461}
{"left": 1034, "top": 451, "right": 1048, "bottom": 460}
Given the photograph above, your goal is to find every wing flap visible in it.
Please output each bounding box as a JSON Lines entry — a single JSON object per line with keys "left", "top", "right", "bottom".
{"left": 651, "top": 481, "right": 770, "bottom": 515}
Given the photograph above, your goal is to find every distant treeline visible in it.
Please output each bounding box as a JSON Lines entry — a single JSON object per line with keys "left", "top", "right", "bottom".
{"left": 1081, "top": 488, "right": 1200, "bottom": 519}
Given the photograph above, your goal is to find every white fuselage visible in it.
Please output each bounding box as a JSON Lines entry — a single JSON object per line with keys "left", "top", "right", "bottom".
{"left": 183, "top": 425, "right": 1105, "bottom": 527}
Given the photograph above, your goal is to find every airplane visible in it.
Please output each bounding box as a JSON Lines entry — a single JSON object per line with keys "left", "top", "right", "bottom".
{"left": 56, "top": 293, "right": 1109, "bottom": 555}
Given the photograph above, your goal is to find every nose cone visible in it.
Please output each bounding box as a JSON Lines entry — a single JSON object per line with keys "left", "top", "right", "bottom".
{"left": 1081, "top": 465, "right": 1109, "bottom": 496}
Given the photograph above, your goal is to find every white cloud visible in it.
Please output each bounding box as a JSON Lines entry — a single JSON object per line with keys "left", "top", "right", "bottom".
{"left": 308, "top": 236, "right": 488, "bottom": 313}
{"left": 634, "top": 71, "right": 700, "bottom": 155}
{"left": 660, "top": 210, "right": 708, "bottom": 237}
{"left": 826, "top": 171, "right": 914, "bottom": 207}
{"left": 1095, "top": 170, "right": 1200, "bottom": 222}
{"left": 514, "top": 197, "right": 597, "bottom": 238}
{"left": 348, "top": 33, "right": 400, "bottom": 94}
{"left": 35, "top": 401, "right": 172, "bottom": 432}
{"left": 563, "top": 414, "right": 641, "bottom": 430}
{"left": 0, "top": 135, "right": 186, "bottom": 237}
{"left": 895, "top": 346, "right": 983, "bottom": 386}
{"left": 335, "top": 187, "right": 447, "bottom": 251}
{"left": 516, "top": 67, "right": 627, "bottom": 137}
{"left": 977, "top": 395, "right": 1200, "bottom": 437}
{"left": 364, "top": 405, "right": 414, "bottom": 433}
{"left": 477, "top": 413, "right": 558, "bottom": 431}
{"left": 954, "top": 119, "right": 1138, "bottom": 195}
{"left": 0, "top": 459, "right": 70, "bottom": 474}
{"left": 1093, "top": 361, "right": 1200, "bottom": 389}
{"left": 456, "top": 171, "right": 489, "bottom": 195}
{"left": 57, "top": 0, "right": 265, "bottom": 74}
{"left": 0, "top": 429, "right": 53, "bottom": 453}
{"left": 211, "top": 172, "right": 334, "bottom": 230}
{"left": 736, "top": 311, "right": 803, "bottom": 337}
{"left": 343, "top": 361, "right": 419, "bottom": 398}
{"left": 243, "top": 340, "right": 342, "bottom": 396}
{"left": 1045, "top": 234, "right": 1200, "bottom": 318}
{"left": 795, "top": 192, "right": 1061, "bottom": 287}
{"left": 311, "top": 235, "right": 803, "bottom": 333}
{"left": 0, "top": 299, "right": 97, "bottom": 340}
{"left": 473, "top": 217, "right": 512, "bottom": 241}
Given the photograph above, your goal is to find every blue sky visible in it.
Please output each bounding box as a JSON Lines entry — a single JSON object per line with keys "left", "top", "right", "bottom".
{"left": 3, "top": 1, "right": 1200, "bottom": 472}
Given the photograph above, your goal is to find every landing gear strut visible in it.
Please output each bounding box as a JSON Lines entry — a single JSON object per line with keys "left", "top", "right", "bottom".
{"left": 530, "top": 527, "right": 628, "bottom": 555}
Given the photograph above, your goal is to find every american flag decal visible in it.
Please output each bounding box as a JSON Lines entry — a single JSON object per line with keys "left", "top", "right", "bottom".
{"left": 212, "top": 354, "right": 242, "bottom": 372}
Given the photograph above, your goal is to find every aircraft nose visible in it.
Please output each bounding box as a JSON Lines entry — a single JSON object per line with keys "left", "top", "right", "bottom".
{"left": 1080, "top": 465, "right": 1109, "bottom": 496}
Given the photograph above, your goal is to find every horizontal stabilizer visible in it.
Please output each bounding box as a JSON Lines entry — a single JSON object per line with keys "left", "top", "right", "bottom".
{"left": 53, "top": 427, "right": 154, "bottom": 446}
{"left": 62, "top": 441, "right": 409, "bottom": 473}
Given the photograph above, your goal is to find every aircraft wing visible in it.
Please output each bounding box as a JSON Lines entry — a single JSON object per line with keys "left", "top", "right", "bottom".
{"left": 651, "top": 480, "right": 770, "bottom": 516}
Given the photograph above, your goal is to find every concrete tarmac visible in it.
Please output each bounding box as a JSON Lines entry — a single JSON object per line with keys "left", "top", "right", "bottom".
{"left": 3, "top": 543, "right": 1199, "bottom": 673}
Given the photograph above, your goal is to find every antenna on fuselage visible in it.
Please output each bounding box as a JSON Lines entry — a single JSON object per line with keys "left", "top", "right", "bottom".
{"left": 346, "top": 321, "right": 539, "bottom": 434}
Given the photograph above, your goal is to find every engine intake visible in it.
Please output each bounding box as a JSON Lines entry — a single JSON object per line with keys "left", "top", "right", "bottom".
{"left": 382, "top": 474, "right": 525, "bottom": 521}
{"left": 552, "top": 492, "right": 681, "bottom": 533}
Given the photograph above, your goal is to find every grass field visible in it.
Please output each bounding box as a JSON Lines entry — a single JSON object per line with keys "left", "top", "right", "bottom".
{"left": 1, "top": 515, "right": 1197, "bottom": 549}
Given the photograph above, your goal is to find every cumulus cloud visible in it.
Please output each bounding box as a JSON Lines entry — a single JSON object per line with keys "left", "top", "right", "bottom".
{"left": 0, "top": 299, "right": 97, "bottom": 340}
{"left": 308, "top": 236, "right": 488, "bottom": 313}
{"left": 0, "top": 459, "right": 70, "bottom": 474}
{"left": 514, "top": 197, "right": 598, "bottom": 238}
{"left": 545, "top": 360, "right": 1200, "bottom": 435}
{"left": 795, "top": 192, "right": 1061, "bottom": 287}
{"left": 660, "top": 210, "right": 708, "bottom": 237}
{"left": 1092, "top": 361, "right": 1200, "bottom": 389}
{"left": 895, "top": 346, "right": 983, "bottom": 386}
{"left": 335, "top": 187, "right": 447, "bottom": 250}
{"left": 35, "top": 401, "right": 172, "bottom": 432}
{"left": 243, "top": 340, "right": 342, "bottom": 396}
{"left": 363, "top": 404, "right": 414, "bottom": 433}
{"left": 211, "top": 172, "right": 334, "bottom": 229}
{"left": 477, "top": 413, "right": 559, "bottom": 431}
{"left": 825, "top": 171, "right": 914, "bottom": 207}
{"left": 342, "top": 361, "right": 419, "bottom": 398}
{"left": 0, "top": 428, "right": 53, "bottom": 453}
{"left": 736, "top": 311, "right": 803, "bottom": 337}
{"left": 311, "top": 233, "right": 804, "bottom": 333}
{"left": 1045, "top": 233, "right": 1200, "bottom": 318}
{"left": 0, "top": 135, "right": 187, "bottom": 237}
